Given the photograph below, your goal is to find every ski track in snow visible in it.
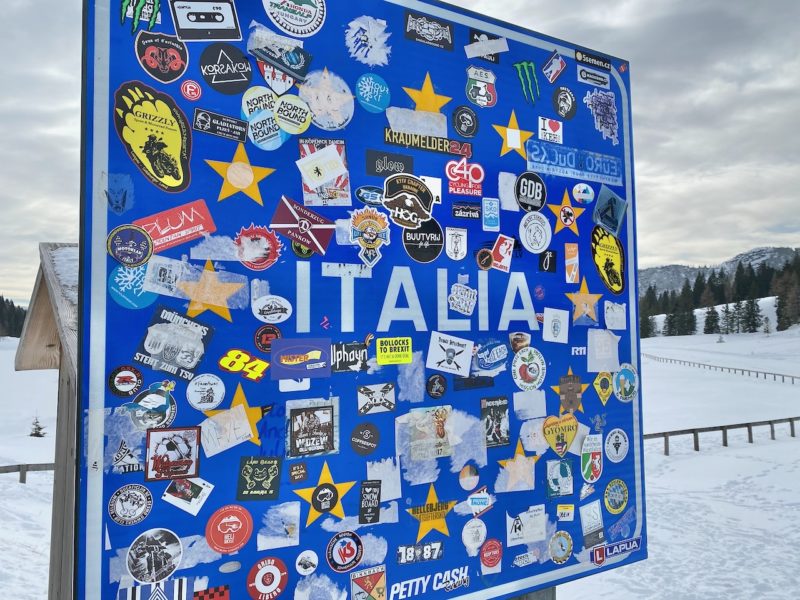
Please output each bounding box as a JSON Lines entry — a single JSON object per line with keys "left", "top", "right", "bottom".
{"left": 2, "top": 329, "right": 800, "bottom": 599}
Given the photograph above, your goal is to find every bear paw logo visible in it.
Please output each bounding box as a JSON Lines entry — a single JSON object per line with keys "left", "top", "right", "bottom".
{"left": 114, "top": 81, "right": 191, "bottom": 192}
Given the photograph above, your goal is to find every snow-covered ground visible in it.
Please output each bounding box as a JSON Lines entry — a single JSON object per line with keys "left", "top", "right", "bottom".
{"left": 1, "top": 329, "right": 799, "bottom": 599}
{"left": 652, "top": 296, "right": 778, "bottom": 339}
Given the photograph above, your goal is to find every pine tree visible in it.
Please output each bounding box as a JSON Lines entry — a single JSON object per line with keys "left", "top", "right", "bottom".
{"left": 722, "top": 303, "right": 734, "bottom": 334}
{"left": 30, "top": 416, "right": 46, "bottom": 437}
{"left": 733, "top": 300, "right": 744, "bottom": 333}
{"left": 692, "top": 273, "right": 707, "bottom": 307}
{"left": 703, "top": 305, "right": 720, "bottom": 334}
{"left": 741, "top": 299, "right": 762, "bottom": 333}
{"left": 763, "top": 316, "right": 771, "bottom": 335}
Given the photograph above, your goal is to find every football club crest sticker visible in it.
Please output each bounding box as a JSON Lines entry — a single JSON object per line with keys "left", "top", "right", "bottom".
{"left": 350, "top": 207, "right": 391, "bottom": 267}
{"left": 466, "top": 66, "right": 497, "bottom": 108}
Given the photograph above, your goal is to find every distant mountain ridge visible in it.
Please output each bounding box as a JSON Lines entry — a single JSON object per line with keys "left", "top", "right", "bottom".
{"left": 638, "top": 246, "right": 800, "bottom": 295}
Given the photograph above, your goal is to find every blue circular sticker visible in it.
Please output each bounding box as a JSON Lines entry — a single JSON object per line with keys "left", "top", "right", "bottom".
{"left": 107, "top": 224, "right": 153, "bottom": 267}
{"left": 248, "top": 109, "right": 290, "bottom": 151}
{"left": 355, "top": 73, "right": 390, "bottom": 113}
{"left": 108, "top": 264, "right": 157, "bottom": 309}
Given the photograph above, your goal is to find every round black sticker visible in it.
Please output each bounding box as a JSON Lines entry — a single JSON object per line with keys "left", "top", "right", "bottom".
{"left": 426, "top": 374, "right": 447, "bottom": 399}
{"left": 292, "top": 241, "right": 314, "bottom": 259}
{"left": 200, "top": 43, "right": 253, "bottom": 95}
{"left": 254, "top": 324, "right": 281, "bottom": 353}
{"left": 452, "top": 105, "right": 478, "bottom": 138}
{"left": 350, "top": 423, "right": 380, "bottom": 456}
{"left": 476, "top": 248, "right": 493, "bottom": 270}
{"left": 311, "top": 482, "right": 340, "bottom": 514}
{"left": 515, "top": 172, "right": 547, "bottom": 212}
{"left": 402, "top": 218, "right": 443, "bottom": 263}
{"left": 552, "top": 86, "right": 577, "bottom": 120}
{"left": 108, "top": 365, "right": 144, "bottom": 397}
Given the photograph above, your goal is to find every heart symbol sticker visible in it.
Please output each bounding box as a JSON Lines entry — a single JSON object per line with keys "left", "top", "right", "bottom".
{"left": 548, "top": 119, "right": 561, "bottom": 133}
{"left": 542, "top": 414, "right": 579, "bottom": 457}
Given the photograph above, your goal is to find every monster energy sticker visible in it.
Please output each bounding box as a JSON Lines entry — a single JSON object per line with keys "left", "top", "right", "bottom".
{"left": 238, "top": 456, "right": 282, "bottom": 500}
{"left": 113, "top": 81, "right": 191, "bottom": 192}
{"left": 513, "top": 61, "right": 540, "bottom": 104}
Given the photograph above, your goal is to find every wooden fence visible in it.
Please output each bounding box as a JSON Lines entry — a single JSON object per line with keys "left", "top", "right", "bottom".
{"left": 0, "top": 462, "right": 55, "bottom": 483}
{"left": 643, "top": 417, "right": 799, "bottom": 456}
{"left": 642, "top": 353, "right": 799, "bottom": 384}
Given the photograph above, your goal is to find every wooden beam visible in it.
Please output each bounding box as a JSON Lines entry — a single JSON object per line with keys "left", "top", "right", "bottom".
{"left": 14, "top": 267, "right": 61, "bottom": 371}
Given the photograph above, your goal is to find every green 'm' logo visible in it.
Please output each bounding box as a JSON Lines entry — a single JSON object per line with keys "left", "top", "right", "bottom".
{"left": 513, "top": 61, "right": 541, "bottom": 105}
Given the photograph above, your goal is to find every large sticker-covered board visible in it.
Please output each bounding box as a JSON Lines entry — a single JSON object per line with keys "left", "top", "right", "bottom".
{"left": 79, "top": 1, "right": 646, "bottom": 598}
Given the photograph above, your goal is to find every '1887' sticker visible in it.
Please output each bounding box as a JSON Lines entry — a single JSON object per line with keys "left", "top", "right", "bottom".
{"left": 397, "top": 541, "right": 444, "bottom": 564}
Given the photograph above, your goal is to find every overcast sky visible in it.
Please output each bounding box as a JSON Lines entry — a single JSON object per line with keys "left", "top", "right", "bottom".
{"left": 1, "top": 0, "right": 798, "bottom": 304}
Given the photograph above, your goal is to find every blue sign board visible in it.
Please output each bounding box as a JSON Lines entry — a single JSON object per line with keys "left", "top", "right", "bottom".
{"left": 78, "top": 1, "right": 646, "bottom": 598}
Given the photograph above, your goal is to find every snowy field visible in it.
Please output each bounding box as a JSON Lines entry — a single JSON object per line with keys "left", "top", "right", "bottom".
{"left": 1, "top": 328, "right": 799, "bottom": 599}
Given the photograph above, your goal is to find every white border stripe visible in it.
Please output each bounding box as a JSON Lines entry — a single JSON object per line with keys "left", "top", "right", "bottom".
{"left": 86, "top": 0, "right": 110, "bottom": 597}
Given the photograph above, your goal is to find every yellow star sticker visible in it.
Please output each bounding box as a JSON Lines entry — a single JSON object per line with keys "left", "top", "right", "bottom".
{"left": 565, "top": 277, "right": 604, "bottom": 325}
{"left": 492, "top": 110, "right": 533, "bottom": 159}
{"left": 406, "top": 484, "right": 456, "bottom": 543}
{"left": 293, "top": 461, "right": 356, "bottom": 526}
{"left": 548, "top": 189, "right": 585, "bottom": 235}
{"left": 551, "top": 367, "right": 590, "bottom": 414}
{"left": 177, "top": 260, "right": 244, "bottom": 322}
{"left": 205, "top": 143, "right": 275, "bottom": 205}
{"left": 403, "top": 72, "right": 452, "bottom": 113}
{"left": 204, "top": 383, "right": 272, "bottom": 446}
{"left": 498, "top": 439, "right": 539, "bottom": 490}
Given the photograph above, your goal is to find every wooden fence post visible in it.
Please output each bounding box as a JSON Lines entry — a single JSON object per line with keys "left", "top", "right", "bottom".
{"left": 693, "top": 431, "right": 699, "bottom": 452}
{"left": 722, "top": 428, "right": 728, "bottom": 447}
{"left": 791, "top": 419, "right": 796, "bottom": 438}
{"left": 19, "top": 464, "right": 27, "bottom": 484}
{"left": 664, "top": 435, "right": 669, "bottom": 456}
{"left": 747, "top": 425, "right": 753, "bottom": 443}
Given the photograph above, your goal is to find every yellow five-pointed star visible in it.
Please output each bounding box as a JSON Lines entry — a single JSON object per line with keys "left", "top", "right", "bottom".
{"left": 492, "top": 110, "right": 534, "bottom": 159}
{"left": 551, "top": 367, "right": 590, "bottom": 414}
{"left": 498, "top": 439, "right": 539, "bottom": 490}
{"left": 177, "top": 260, "right": 243, "bottom": 322}
{"left": 548, "top": 189, "right": 585, "bottom": 235}
{"left": 205, "top": 143, "right": 275, "bottom": 205}
{"left": 294, "top": 461, "right": 356, "bottom": 526}
{"left": 406, "top": 484, "right": 456, "bottom": 543}
{"left": 403, "top": 72, "right": 452, "bottom": 113}
{"left": 565, "top": 277, "right": 604, "bottom": 324}
{"left": 204, "top": 383, "right": 272, "bottom": 446}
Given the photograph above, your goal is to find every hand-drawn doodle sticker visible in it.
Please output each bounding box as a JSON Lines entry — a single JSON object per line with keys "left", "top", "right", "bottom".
{"left": 113, "top": 81, "right": 191, "bottom": 192}
{"left": 355, "top": 73, "right": 391, "bottom": 113}
{"left": 186, "top": 373, "right": 225, "bottom": 411}
{"left": 299, "top": 69, "right": 355, "bottom": 131}
{"left": 591, "top": 226, "right": 625, "bottom": 295}
{"left": 265, "top": 0, "right": 327, "bottom": 38}
{"left": 345, "top": 15, "right": 392, "bottom": 67}
{"left": 126, "top": 528, "right": 182, "bottom": 583}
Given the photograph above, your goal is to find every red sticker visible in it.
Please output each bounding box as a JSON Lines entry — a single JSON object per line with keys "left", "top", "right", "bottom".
{"left": 133, "top": 199, "right": 216, "bottom": 252}
{"left": 481, "top": 538, "right": 503, "bottom": 568}
{"left": 269, "top": 195, "right": 335, "bottom": 256}
{"left": 181, "top": 79, "right": 202, "bottom": 101}
{"left": 206, "top": 505, "right": 254, "bottom": 554}
{"left": 247, "top": 557, "right": 288, "bottom": 600}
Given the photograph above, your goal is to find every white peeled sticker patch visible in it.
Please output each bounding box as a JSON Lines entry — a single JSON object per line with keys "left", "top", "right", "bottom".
{"left": 464, "top": 36, "right": 509, "bottom": 58}
{"left": 386, "top": 106, "right": 448, "bottom": 137}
